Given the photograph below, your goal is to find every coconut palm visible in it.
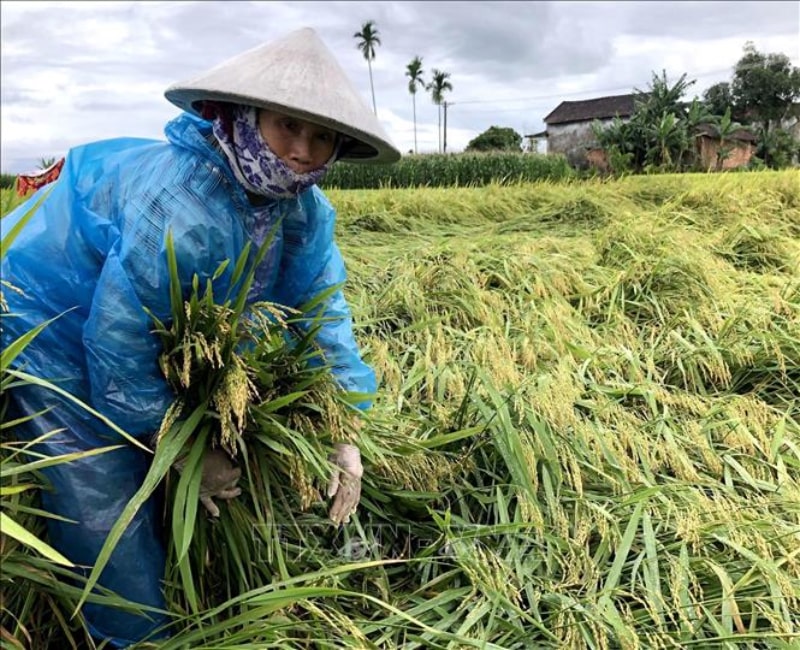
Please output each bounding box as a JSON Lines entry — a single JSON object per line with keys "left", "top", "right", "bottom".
{"left": 405, "top": 56, "right": 425, "bottom": 154}
{"left": 353, "top": 20, "right": 381, "bottom": 115}
{"left": 427, "top": 69, "right": 453, "bottom": 153}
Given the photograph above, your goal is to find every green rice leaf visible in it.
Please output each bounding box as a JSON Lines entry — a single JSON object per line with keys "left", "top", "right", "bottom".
{"left": 0, "top": 511, "right": 74, "bottom": 566}
{"left": 75, "top": 402, "right": 206, "bottom": 616}
{"left": 0, "top": 185, "right": 53, "bottom": 254}
{"left": 7, "top": 369, "right": 149, "bottom": 451}
{"left": 604, "top": 500, "right": 644, "bottom": 593}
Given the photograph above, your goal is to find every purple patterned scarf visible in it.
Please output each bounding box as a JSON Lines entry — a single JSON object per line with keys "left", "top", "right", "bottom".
{"left": 211, "top": 104, "right": 336, "bottom": 199}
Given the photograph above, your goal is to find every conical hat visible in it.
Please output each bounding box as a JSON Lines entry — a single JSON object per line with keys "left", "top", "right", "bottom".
{"left": 164, "top": 27, "right": 400, "bottom": 163}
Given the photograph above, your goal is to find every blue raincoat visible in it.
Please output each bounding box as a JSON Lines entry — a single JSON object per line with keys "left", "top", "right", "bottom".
{"left": 1, "top": 112, "right": 376, "bottom": 646}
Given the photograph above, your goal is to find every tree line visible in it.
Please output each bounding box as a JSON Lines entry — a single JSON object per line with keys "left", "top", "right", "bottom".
{"left": 591, "top": 42, "right": 799, "bottom": 173}
{"left": 354, "top": 24, "right": 798, "bottom": 172}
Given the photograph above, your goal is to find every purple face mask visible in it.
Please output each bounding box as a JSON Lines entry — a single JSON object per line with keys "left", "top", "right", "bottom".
{"left": 212, "top": 105, "right": 337, "bottom": 199}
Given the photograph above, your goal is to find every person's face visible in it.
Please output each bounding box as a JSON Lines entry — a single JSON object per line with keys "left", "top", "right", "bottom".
{"left": 258, "top": 110, "right": 338, "bottom": 174}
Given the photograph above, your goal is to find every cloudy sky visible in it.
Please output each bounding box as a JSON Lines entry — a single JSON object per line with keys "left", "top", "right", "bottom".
{"left": 1, "top": 0, "right": 798, "bottom": 173}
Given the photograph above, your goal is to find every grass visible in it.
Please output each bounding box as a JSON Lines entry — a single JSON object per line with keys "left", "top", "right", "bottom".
{"left": 2, "top": 169, "right": 799, "bottom": 648}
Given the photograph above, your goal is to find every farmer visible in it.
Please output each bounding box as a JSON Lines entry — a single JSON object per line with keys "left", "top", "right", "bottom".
{"left": 1, "top": 27, "right": 399, "bottom": 647}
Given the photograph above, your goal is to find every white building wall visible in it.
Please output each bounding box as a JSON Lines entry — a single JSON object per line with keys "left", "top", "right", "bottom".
{"left": 547, "top": 121, "right": 600, "bottom": 167}
{"left": 547, "top": 117, "right": 628, "bottom": 167}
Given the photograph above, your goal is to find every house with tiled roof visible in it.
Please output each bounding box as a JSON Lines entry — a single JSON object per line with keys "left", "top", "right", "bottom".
{"left": 528, "top": 93, "right": 643, "bottom": 167}
{"left": 692, "top": 124, "right": 758, "bottom": 171}
{"left": 529, "top": 92, "right": 761, "bottom": 171}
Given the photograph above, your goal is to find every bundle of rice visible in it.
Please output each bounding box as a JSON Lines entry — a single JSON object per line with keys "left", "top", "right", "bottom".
{"left": 74, "top": 232, "right": 461, "bottom": 644}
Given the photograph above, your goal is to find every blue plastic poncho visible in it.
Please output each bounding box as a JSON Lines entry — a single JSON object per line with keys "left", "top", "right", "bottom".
{"left": 1, "top": 112, "right": 376, "bottom": 646}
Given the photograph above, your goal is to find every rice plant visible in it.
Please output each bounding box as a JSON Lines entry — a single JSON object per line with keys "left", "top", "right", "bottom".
{"left": 1, "top": 169, "right": 798, "bottom": 648}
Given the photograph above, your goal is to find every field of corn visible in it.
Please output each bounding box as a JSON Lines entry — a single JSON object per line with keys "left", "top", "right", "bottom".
{"left": 319, "top": 151, "right": 574, "bottom": 189}
{"left": 1, "top": 169, "right": 799, "bottom": 649}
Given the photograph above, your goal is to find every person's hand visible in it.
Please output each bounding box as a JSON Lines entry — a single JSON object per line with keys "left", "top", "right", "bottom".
{"left": 175, "top": 448, "right": 242, "bottom": 518}
{"left": 327, "top": 443, "right": 363, "bottom": 525}
{"left": 198, "top": 448, "right": 242, "bottom": 517}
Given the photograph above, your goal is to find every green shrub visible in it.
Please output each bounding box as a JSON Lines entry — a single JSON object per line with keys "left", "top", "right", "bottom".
{"left": 0, "top": 173, "right": 17, "bottom": 190}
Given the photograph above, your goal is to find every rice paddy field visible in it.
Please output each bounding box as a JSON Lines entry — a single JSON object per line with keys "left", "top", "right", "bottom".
{"left": 1, "top": 169, "right": 799, "bottom": 649}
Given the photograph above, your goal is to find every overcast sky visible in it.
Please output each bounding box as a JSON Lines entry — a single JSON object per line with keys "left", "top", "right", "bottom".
{"left": 1, "top": 0, "right": 798, "bottom": 173}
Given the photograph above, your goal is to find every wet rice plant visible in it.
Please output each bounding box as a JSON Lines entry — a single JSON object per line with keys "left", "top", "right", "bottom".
{"left": 2, "top": 169, "right": 799, "bottom": 648}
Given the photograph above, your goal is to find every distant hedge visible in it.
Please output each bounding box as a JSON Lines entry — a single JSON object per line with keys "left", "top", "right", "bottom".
{"left": 0, "top": 173, "right": 16, "bottom": 190}
{"left": 320, "top": 152, "right": 574, "bottom": 189}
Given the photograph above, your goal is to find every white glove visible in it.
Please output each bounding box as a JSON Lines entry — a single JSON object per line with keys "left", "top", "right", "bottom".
{"left": 327, "top": 443, "right": 363, "bottom": 525}
{"left": 175, "top": 448, "right": 242, "bottom": 518}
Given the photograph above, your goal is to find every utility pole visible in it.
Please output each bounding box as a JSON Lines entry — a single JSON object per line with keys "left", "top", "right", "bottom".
{"left": 443, "top": 101, "right": 449, "bottom": 154}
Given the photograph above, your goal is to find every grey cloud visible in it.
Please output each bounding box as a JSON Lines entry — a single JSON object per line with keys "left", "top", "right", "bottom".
{"left": 2, "top": 0, "right": 798, "bottom": 170}
{"left": 620, "top": 0, "right": 799, "bottom": 39}
{"left": 334, "top": 2, "right": 616, "bottom": 88}
{"left": 385, "top": 3, "right": 555, "bottom": 74}
{"left": 71, "top": 97, "right": 162, "bottom": 112}
{"left": 0, "top": 88, "right": 44, "bottom": 106}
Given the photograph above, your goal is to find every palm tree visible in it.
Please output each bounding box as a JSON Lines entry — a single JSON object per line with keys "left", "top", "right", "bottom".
{"left": 427, "top": 69, "right": 452, "bottom": 153}
{"left": 353, "top": 20, "right": 381, "bottom": 115}
{"left": 405, "top": 56, "right": 425, "bottom": 154}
